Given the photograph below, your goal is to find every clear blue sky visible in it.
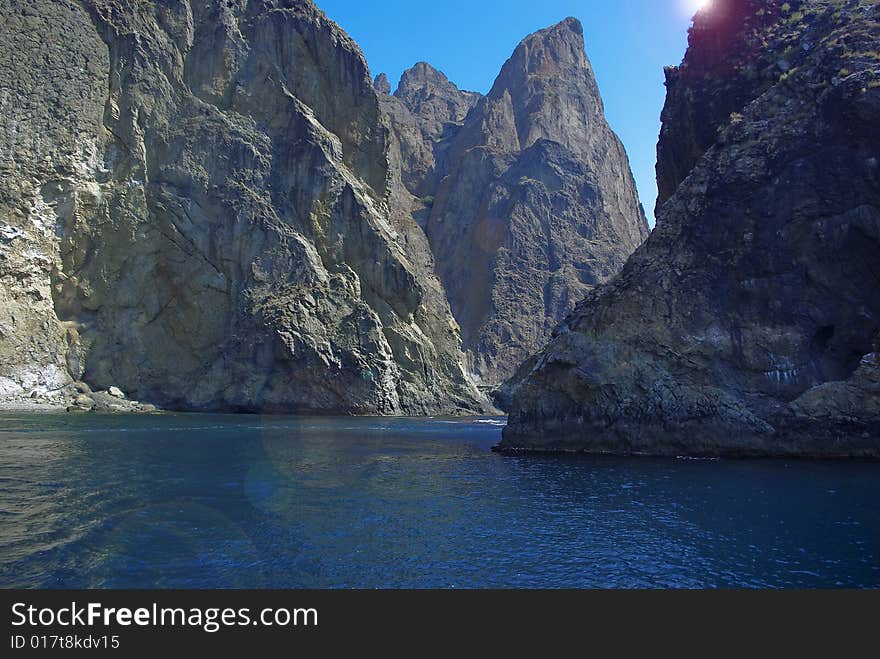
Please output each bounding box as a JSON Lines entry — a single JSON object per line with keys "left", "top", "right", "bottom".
{"left": 319, "top": 0, "right": 705, "bottom": 226}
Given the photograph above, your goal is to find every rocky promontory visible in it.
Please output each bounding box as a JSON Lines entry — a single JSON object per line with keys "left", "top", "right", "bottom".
{"left": 501, "top": 0, "right": 880, "bottom": 456}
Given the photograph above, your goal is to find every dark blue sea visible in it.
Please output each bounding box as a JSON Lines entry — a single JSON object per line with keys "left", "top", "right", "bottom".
{"left": 0, "top": 413, "right": 877, "bottom": 589}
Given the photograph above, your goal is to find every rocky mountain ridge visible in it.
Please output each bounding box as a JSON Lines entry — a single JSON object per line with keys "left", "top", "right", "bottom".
{"left": 378, "top": 18, "right": 649, "bottom": 385}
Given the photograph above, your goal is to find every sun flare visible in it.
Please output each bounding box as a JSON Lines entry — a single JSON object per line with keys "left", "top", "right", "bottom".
{"left": 684, "top": 0, "right": 713, "bottom": 15}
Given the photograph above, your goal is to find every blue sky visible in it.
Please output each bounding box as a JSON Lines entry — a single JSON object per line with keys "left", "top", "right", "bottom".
{"left": 319, "top": 0, "right": 706, "bottom": 226}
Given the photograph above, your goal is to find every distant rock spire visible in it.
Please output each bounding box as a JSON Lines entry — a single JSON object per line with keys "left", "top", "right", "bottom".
{"left": 373, "top": 72, "right": 391, "bottom": 95}
{"left": 481, "top": 16, "right": 604, "bottom": 155}
{"left": 394, "top": 62, "right": 481, "bottom": 130}
{"left": 418, "top": 18, "right": 649, "bottom": 383}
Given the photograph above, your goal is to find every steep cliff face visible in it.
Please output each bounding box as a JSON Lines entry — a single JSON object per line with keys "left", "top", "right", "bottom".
{"left": 655, "top": 0, "right": 783, "bottom": 204}
{"left": 386, "top": 19, "right": 649, "bottom": 385}
{"left": 376, "top": 62, "right": 481, "bottom": 204}
{"left": 0, "top": 0, "right": 490, "bottom": 414}
{"left": 502, "top": 0, "right": 880, "bottom": 456}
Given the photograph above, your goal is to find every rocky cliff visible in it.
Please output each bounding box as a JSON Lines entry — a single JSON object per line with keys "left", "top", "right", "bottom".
{"left": 377, "top": 61, "right": 481, "bottom": 204}
{"left": 377, "top": 20, "right": 649, "bottom": 386}
{"left": 501, "top": 0, "right": 880, "bottom": 456}
{"left": 0, "top": 0, "right": 490, "bottom": 414}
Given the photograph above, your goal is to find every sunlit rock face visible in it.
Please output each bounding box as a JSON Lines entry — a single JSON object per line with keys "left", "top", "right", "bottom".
{"left": 0, "top": 0, "right": 491, "bottom": 415}
{"left": 502, "top": 0, "right": 880, "bottom": 456}
{"left": 381, "top": 19, "right": 648, "bottom": 385}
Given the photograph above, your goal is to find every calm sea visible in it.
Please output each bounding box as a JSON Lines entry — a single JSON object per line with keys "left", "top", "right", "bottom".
{"left": 1, "top": 413, "right": 877, "bottom": 588}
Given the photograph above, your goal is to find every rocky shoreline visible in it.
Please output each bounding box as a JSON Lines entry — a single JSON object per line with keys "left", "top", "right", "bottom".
{"left": 0, "top": 0, "right": 494, "bottom": 417}
{"left": 495, "top": 424, "right": 880, "bottom": 459}
{"left": 0, "top": 382, "right": 159, "bottom": 414}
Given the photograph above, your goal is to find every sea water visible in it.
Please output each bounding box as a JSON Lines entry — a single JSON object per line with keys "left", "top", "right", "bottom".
{"left": 1, "top": 413, "right": 877, "bottom": 588}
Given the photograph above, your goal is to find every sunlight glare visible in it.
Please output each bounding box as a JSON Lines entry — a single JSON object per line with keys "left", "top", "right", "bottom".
{"left": 684, "top": 0, "right": 713, "bottom": 16}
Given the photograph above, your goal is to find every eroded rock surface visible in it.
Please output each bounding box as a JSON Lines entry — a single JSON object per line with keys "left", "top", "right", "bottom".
{"left": 385, "top": 20, "right": 648, "bottom": 384}
{"left": 502, "top": 0, "right": 880, "bottom": 456}
{"left": 0, "top": 0, "right": 490, "bottom": 414}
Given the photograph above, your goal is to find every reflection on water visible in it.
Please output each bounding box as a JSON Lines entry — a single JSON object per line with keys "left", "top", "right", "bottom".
{"left": 0, "top": 413, "right": 878, "bottom": 588}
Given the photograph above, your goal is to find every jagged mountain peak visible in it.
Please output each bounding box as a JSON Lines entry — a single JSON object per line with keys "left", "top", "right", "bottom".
{"left": 522, "top": 16, "right": 585, "bottom": 44}
{"left": 393, "top": 61, "right": 481, "bottom": 126}
{"left": 396, "top": 61, "right": 466, "bottom": 102}
{"left": 373, "top": 72, "right": 391, "bottom": 95}
{"left": 476, "top": 16, "right": 604, "bottom": 157}
{"left": 413, "top": 16, "right": 648, "bottom": 384}
{"left": 492, "top": 16, "right": 592, "bottom": 89}
{"left": 398, "top": 61, "right": 450, "bottom": 86}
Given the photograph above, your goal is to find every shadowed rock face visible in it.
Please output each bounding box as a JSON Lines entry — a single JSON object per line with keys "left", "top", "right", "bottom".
{"left": 395, "top": 62, "right": 482, "bottom": 136}
{"left": 373, "top": 73, "right": 392, "bottom": 96}
{"left": 0, "top": 0, "right": 490, "bottom": 414}
{"left": 383, "top": 19, "right": 648, "bottom": 385}
{"left": 502, "top": 0, "right": 880, "bottom": 456}
{"left": 374, "top": 62, "right": 481, "bottom": 199}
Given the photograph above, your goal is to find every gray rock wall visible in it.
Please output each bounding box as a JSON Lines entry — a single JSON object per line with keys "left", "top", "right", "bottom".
{"left": 0, "top": 0, "right": 490, "bottom": 414}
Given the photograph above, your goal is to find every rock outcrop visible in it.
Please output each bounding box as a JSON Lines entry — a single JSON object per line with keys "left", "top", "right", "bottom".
{"left": 395, "top": 63, "right": 482, "bottom": 142}
{"left": 373, "top": 73, "right": 392, "bottom": 96}
{"left": 382, "top": 20, "right": 649, "bottom": 385}
{"left": 501, "top": 0, "right": 880, "bottom": 456}
{"left": 0, "top": 0, "right": 490, "bottom": 414}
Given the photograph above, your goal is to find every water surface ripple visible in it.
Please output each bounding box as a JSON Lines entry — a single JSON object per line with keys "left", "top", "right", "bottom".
{"left": 1, "top": 413, "right": 877, "bottom": 588}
